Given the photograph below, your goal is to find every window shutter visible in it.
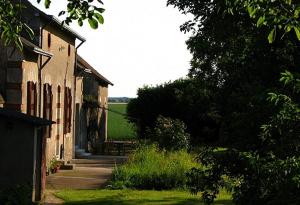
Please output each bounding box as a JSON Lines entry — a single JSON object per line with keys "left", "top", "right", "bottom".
{"left": 68, "top": 89, "right": 72, "bottom": 133}
{"left": 43, "top": 84, "right": 47, "bottom": 119}
{"left": 43, "top": 84, "right": 53, "bottom": 138}
{"left": 63, "top": 87, "right": 72, "bottom": 134}
{"left": 33, "top": 83, "right": 37, "bottom": 116}
{"left": 27, "top": 82, "right": 32, "bottom": 115}
{"left": 49, "top": 85, "right": 53, "bottom": 137}
{"left": 64, "top": 87, "right": 68, "bottom": 134}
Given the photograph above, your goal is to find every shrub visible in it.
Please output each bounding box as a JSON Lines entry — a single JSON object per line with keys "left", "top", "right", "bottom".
{"left": 186, "top": 72, "right": 300, "bottom": 205}
{"left": 146, "top": 116, "right": 190, "bottom": 151}
{"left": 0, "top": 184, "right": 33, "bottom": 205}
{"left": 109, "top": 144, "right": 201, "bottom": 190}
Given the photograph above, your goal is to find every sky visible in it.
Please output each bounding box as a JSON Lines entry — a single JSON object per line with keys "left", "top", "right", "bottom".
{"left": 29, "top": 0, "right": 192, "bottom": 97}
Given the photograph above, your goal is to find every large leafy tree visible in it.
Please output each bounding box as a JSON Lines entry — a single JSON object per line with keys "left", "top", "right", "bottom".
{"left": 167, "top": 0, "right": 300, "bottom": 150}
{"left": 0, "top": 0, "right": 104, "bottom": 49}
{"left": 127, "top": 78, "right": 220, "bottom": 145}
{"left": 167, "top": 0, "right": 300, "bottom": 204}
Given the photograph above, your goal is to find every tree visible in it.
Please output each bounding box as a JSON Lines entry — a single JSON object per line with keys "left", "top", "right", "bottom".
{"left": 166, "top": 0, "right": 300, "bottom": 204}
{"left": 127, "top": 78, "right": 220, "bottom": 145}
{"left": 146, "top": 115, "right": 190, "bottom": 151}
{"left": 225, "top": 0, "right": 300, "bottom": 43}
{"left": 167, "top": 0, "right": 300, "bottom": 150}
{"left": 0, "top": 0, "right": 104, "bottom": 49}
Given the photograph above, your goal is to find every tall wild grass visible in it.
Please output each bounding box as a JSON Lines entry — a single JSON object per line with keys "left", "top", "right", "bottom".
{"left": 109, "top": 144, "right": 201, "bottom": 190}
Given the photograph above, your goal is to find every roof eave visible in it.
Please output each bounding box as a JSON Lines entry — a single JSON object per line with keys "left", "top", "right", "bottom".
{"left": 47, "top": 15, "right": 86, "bottom": 42}
{"left": 33, "top": 47, "right": 53, "bottom": 58}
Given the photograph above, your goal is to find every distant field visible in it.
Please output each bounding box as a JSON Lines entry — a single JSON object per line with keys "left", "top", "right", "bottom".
{"left": 107, "top": 103, "right": 136, "bottom": 141}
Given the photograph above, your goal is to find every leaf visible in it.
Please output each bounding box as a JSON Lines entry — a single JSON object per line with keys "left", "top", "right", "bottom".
{"left": 268, "top": 28, "right": 276, "bottom": 43}
{"left": 247, "top": 5, "right": 256, "bottom": 18}
{"left": 44, "top": 0, "right": 51, "bottom": 9}
{"left": 256, "top": 16, "right": 265, "bottom": 27}
{"left": 94, "top": 13, "right": 104, "bottom": 24}
{"left": 78, "top": 19, "right": 83, "bottom": 27}
{"left": 24, "top": 23, "right": 34, "bottom": 39}
{"left": 58, "top": 11, "right": 66, "bottom": 16}
{"left": 88, "top": 18, "right": 98, "bottom": 29}
{"left": 294, "top": 27, "right": 300, "bottom": 41}
{"left": 15, "top": 36, "right": 23, "bottom": 51}
{"left": 95, "top": 7, "right": 105, "bottom": 13}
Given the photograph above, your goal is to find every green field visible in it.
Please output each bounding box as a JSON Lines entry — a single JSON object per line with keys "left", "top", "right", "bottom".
{"left": 107, "top": 103, "right": 136, "bottom": 141}
{"left": 56, "top": 189, "right": 232, "bottom": 205}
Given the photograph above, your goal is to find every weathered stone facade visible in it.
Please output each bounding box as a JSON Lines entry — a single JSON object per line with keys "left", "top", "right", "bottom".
{"left": 75, "top": 55, "right": 113, "bottom": 154}
{"left": 0, "top": 1, "right": 112, "bottom": 165}
{"left": 0, "top": 1, "right": 113, "bottom": 202}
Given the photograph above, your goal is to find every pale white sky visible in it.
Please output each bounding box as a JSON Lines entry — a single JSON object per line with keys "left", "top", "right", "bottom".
{"left": 29, "top": 0, "right": 192, "bottom": 97}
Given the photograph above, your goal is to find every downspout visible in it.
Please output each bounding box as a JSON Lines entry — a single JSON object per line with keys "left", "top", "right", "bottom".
{"left": 72, "top": 39, "right": 85, "bottom": 158}
{"left": 38, "top": 21, "right": 51, "bottom": 118}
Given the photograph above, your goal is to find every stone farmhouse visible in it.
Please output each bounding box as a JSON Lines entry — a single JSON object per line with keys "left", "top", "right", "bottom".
{"left": 0, "top": 1, "right": 112, "bottom": 201}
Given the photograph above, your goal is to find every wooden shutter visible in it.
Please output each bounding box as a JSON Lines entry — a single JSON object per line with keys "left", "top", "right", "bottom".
{"left": 63, "top": 87, "right": 72, "bottom": 134}
{"left": 64, "top": 87, "right": 68, "bottom": 134}
{"left": 33, "top": 83, "right": 37, "bottom": 116}
{"left": 27, "top": 82, "right": 32, "bottom": 115}
{"left": 43, "top": 84, "right": 53, "bottom": 138}
{"left": 27, "top": 81, "right": 37, "bottom": 116}
{"left": 68, "top": 90, "right": 72, "bottom": 133}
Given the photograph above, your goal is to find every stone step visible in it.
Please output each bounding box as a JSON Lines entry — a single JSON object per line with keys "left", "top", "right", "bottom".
{"left": 75, "top": 149, "right": 85, "bottom": 153}
{"left": 60, "top": 164, "right": 75, "bottom": 170}
{"left": 78, "top": 155, "right": 128, "bottom": 160}
{"left": 74, "top": 163, "right": 116, "bottom": 168}
{"left": 70, "top": 159, "right": 119, "bottom": 164}
{"left": 77, "top": 152, "right": 92, "bottom": 157}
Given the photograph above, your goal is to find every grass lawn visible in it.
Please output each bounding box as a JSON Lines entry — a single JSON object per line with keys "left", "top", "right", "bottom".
{"left": 55, "top": 189, "right": 232, "bottom": 205}
{"left": 108, "top": 103, "right": 136, "bottom": 141}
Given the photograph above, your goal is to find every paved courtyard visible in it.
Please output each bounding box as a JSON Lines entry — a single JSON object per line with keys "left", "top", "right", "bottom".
{"left": 43, "top": 156, "right": 127, "bottom": 204}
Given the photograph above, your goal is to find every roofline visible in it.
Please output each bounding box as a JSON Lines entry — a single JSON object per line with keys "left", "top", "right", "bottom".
{"left": 21, "top": 37, "right": 54, "bottom": 57}
{"left": 77, "top": 55, "right": 114, "bottom": 86}
{"left": 0, "top": 108, "right": 55, "bottom": 126}
{"left": 45, "top": 15, "right": 86, "bottom": 42}
{"left": 33, "top": 47, "right": 53, "bottom": 57}
{"left": 24, "top": 0, "right": 86, "bottom": 42}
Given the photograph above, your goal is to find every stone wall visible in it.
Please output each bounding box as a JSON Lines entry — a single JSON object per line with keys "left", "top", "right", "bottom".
{"left": 41, "top": 25, "right": 76, "bottom": 163}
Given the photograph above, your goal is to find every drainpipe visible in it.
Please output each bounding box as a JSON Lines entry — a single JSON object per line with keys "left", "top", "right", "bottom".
{"left": 38, "top": 20, "right": 52, "bottom": 118}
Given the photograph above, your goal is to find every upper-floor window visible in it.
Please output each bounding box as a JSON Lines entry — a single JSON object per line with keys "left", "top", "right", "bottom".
{"left": 48, "top": 33, "right": 51, "bottom": 47}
